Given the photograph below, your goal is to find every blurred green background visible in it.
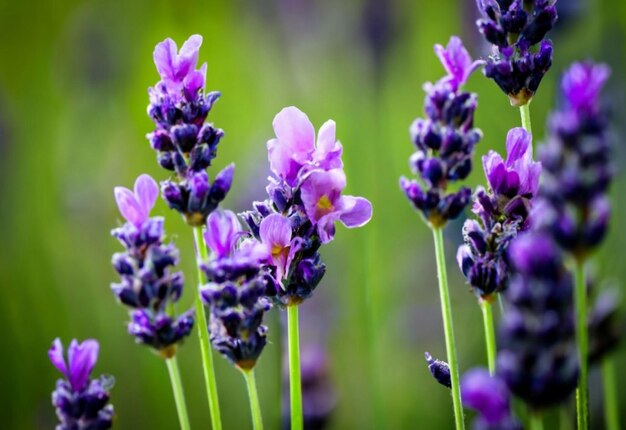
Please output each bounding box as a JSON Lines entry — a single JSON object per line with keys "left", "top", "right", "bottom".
{"left": 1, "top": 0, "right": 626, "bottom": 428}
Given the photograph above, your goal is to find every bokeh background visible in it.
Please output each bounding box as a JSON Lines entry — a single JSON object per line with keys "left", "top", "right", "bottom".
{"left": 1, "top": 0, "right": 626, "bottom": 428}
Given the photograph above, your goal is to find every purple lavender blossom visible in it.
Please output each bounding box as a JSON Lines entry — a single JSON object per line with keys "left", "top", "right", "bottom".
{"left": 200, "top": 210, "right": 271, "bottom": 370}
{"left": 476, "top": 0, "right": 558, "bottom": 106}
{"left": 267, "top": 106, "right": 343, "bottom": 188}
{"left": 434, "top": 36, "right": 484, "bottom": 91}
{"left": 424, "top": 352, "right": 451, "bottom": 389}
{"left": 458, "top": 127, "right": 541, "bottom": 299}
{"left": 461, "top": 369, "right": 521, "bottom": 430}
{"left": 111, "top": 174, "right": 194, "bottom": 357}
{"left": 242, "top": 107, "right": 371, "bottom": 305}
{"left": 400, "top": 36, "right": 482, "bottom": 228}
{"left": 497, "top": 233, "right": 579, "bottom": 408}
{"left": 146, "top": 35, "right": 231, "bottom": 226}
{"left": 49, "top": 339, "right": 114, "bottom": 429}
{"left": 535, "top": 61, "right": 612, "bottom": 259}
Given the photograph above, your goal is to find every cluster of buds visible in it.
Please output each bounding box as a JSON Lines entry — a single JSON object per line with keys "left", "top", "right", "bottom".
{"left": 111, "top": 174, "right": 194, "bottom": 357}
{"left": 199, "top": 210, "right": 272, "bottom": 370}
{"left": 400, "top": 37, "right": 483, "bottom": 227}
{"left": 457, "top": 127, "right": 541, "bottom": 299}
{"left": 49, "top": 339, "right": 115, "bottom": 429}
{"left": 476, "top": 0, "right": 558, "bottom": 106}
{"left": 242, "top": 106, "right": 372, "bottom": 305}
{"left": 147, "top": 35, "right": 233, "bottom": 226}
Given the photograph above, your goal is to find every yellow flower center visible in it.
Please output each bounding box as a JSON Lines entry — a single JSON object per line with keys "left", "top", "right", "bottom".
{"left": 316, "top": 195, "right": 334, "bottom": 216}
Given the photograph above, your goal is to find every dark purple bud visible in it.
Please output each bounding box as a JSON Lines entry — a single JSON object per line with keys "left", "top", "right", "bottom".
{"left": 171, "top": 124, "right": 198, "bottom": 153}
{"left": 425, "top": 352, "right": 451, "bottom": 388}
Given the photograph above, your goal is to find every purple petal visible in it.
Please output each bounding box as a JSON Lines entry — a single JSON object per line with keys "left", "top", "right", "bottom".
{"left": 153, "top": 38, "right": 178, "bottom": 82}
{"left": 259, "top": 213, "right": 292, "bottom": 250}
{"left": 134, "top": 174, "right": 159, "bottom": 217}
{"left": 562, "top": 61, "right": 611, "bottom": 114}
{"left": 183, "top": 64, "right": 206, "bottom": 100}
{"left": 338, "top": 195, "right": 373, "bottom": 228}
{"left": 204, "top": 210, "right": 242, "bottom": 258}
{"left": 67, "top": 339, "right": 99, "bottom": 392}
{"left": 482, "top": 150, "right": 505, "bottom": 187}
{"left": 300, "top": 169, "right": 346, "bottom": 224}
{"left": 114, "top": 186, "right": 146, "bottom": 227}
{"left": 317, "top": 211, "right": 341, "bottom": 243}
{"left": 434, "top": 36, "right": 483, "bottom": 89}
{"left": 272, "top": 106, "right": 315, "bottom": 160}
{"left": 176, "top": 35, "right": 202, "bottom": 79}
{"left": 504, "top": 127, "right": 532, "bottom": 165}
{"left": 314, "top": 120, "right": 343, "bottom": 170}
{"left": 267, "top": 137, "right": 303, "bottom": 186}
{"left": 49, "top": 338, "right": 68, "bottom": 378}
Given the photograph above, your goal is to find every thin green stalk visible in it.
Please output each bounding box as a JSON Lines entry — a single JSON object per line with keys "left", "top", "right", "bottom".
{"left": 242, "top": 369, "right": 264, "bottom": 430}
{"left": 192, "top": 226, "right": 223, "bottom": 430}
{"left": 432, "top": 227, "right": 465, "bottom": 430}
{"left": 480, "top": 299, "right": 497, "bottom": 375}
{"left": 166, "top": 356, "right": 191, "bottom": 430}
{"left": 520, "top": 103, "right": 532, "bottom": 136}
{"left": 602, "top": 357, "right": 620, "bottom": 430}
{"left": 530, "top": 412, "right": 544, "bottom": 430}
{"left": 574, "top": 261, "right": 589, "bottom": 430}
{"left": 287, "top": 305, "right": 303, "bottom": 430}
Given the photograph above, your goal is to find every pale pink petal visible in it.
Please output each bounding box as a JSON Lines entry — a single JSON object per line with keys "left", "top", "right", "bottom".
{"left": 299, "top": 169, "right": 346, "bottom": 223}
{"left": 153, "top": 38, "right": 178, "bottom": 81}
{"left": 114, "top": 186, "right": 145, "bottom": 226}
{"left": 134, "top": 174, "right": 159, "bottom": 216}
{"left": 272, "top": 106, "right": 316, "bottom": 157}
{"left": 259, "top": 213, "right": 292, "bottom": 249}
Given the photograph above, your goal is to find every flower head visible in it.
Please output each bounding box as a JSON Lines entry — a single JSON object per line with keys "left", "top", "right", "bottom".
{"left": 300, "top": 169, "right": 373, "bottom": 243}
{"left": 561, "top": 61, "right": 611, "bottom": 117}
{"left": 434, "top": 36, "right": 484, "bottom": 91}
{"left": 114, "top": 174, "right": 159, "bottom": 227}
{"left": 153, "top": 34, "right": 206, "bottom": 98}
{"left": 267, "top": 107, "right": 343, "bottom": 187}
{"left": 49, "top": 338, "right": 99, "bottom": 392}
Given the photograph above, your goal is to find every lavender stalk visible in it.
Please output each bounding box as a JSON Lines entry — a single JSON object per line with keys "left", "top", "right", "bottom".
{"left": 166, "top": 356, "right": 191, "bottom": 430}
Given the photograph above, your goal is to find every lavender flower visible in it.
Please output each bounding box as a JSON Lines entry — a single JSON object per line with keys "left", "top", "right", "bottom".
{"left": 49, "top": 339, "right": 114, "bottom": 430}
{"left": 146, "top": 35, "right": 232, "bottom": 226}
{"left": 424, "top": 352, "right": 451, "bottom": 389}
{"left": 200, "top": 210, "right": 272, "bottom": 370}
{"left": 242, "top": 107, "right": 372, "bottom": 305}
{"left": 400, "top": 37, "right": 482, "bottom": 228}
{"left": 111, "top": 174, "right": 194, "bottom": 358}
{"left": 458, "top": 127, "right": 541, "bottom": 298}
{"left": 497, "top": 233, "right": 579, "bottom": 408}
{"left": 476, "top": 0, "right": 558, "bottom": 106}
{"left": 461, "top": 368, "right": 521, "bottom": 430}
{"left": 535, "top": 61, "right": 611, "bottom": 260}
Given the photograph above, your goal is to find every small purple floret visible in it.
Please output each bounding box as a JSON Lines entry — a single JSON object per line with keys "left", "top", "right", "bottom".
{"left": 434, "top": 36, "right": 484, "bottom": 91}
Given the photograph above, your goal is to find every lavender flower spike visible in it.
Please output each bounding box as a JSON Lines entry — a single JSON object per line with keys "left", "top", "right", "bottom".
{"left": 435, "top": 36, "right": 484, "bottom": 91}
{"left": 49, "top": 338, "right": 114, "bottom": 429}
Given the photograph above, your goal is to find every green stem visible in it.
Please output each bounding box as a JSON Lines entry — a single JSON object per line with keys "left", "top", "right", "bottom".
{"left": 480, "top": 299, "right": 497, "bottom": 375}
{"left": 287, "top": 305, "right": 303, "bottom": 430}
{"left": 166, "top": 356, "right": 192, "bottom": 430}
{"left": 602, "top": 357, "right": 620, "bottom": 430}
{"left": 530, "top": 412, "right": 544, "bottom": 430}
{"left": 574, "top": 261, "right": 589, "bottom": 430}
{"left": 242, "top": 369, "right": 264, "bottom": 430}
{"left": 432, "top": 227, "right": 465, "bottom": 430}
{"left": 193, "top": 226, "right": 223, "bottom": 430}
{"left": 520, "top": 103, "right": 533, "bottom": 136}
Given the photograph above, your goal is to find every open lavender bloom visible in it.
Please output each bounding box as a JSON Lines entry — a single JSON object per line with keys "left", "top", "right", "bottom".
{"left": 461, "top": 369, "right": 521, "bottom": 430}
{"left": 49, "top": 339, "right": 114, "bottom": 429}
{"left": 458, "top": 127, "right": 541, "bottom": 299}
{"left": 146, "top": 35, "right": 233, "bottom": 226}
{"left": 242, "top": 107, "right": 372, "bottom": 305}
{"left": 200, "top": 210, "right": 272, "bottom": 370}
{"left": 497, "top": 233, "right": 579, "bottom": 408}
{"left": 476, "top": 0, "right": 558, "bottom": 106}
{"left": 400, "top": 36, "right": 482, "bottom": 228}
{"left": 111, "top": 174, "right": 194, "bottom": 358}
{"left": 535, "top": 61, "right": 611, "bottom": 260}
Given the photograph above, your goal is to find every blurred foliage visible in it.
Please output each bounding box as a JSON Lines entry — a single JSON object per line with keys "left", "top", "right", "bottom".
{"left": 1, "top": 0, "right": 625, "bottom": 428}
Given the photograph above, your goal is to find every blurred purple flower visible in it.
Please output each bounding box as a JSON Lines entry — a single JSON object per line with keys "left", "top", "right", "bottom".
{"left": 300, "top": 169, "right": 373, "bottom": 243}
{"left": 461, "top": 369, "right": 510, "bottom": 425}
{"left": 113, "top": 174, "right": 159, "bottom": 227}
{"left": 434, "top": 36, "right": 483, "bottom": 91}
{"left": 267, "top": 106, "right": 343, "bottom": 187}
{"left": 561, "top": 61, "right": 611, "bottom": 116}
{"left": 49, "top": 338, "right": 99, "bottom": 392}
